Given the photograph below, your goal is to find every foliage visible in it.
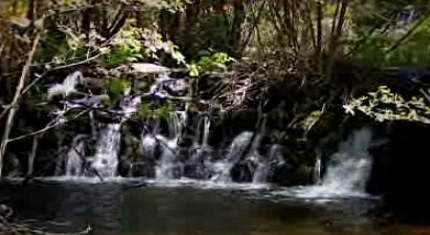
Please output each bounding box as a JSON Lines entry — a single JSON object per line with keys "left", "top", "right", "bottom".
{"left": 140, "top": 27, "right": 186, "bottom": 65}
{"left": 356, "top": 18, "right": 430, "bottom": 66}
{"left": 102, "top": 20, "right": 186, "bottom": 67}
{"left": 2, "top": 0, "right": 430, "bottom": 153}
{"left": 189, "top": 52, "right": 234, "bottom": 77}
{"left": 103, "top": 78, "right": 131, "bottom": 104}
{"left": 137, "top": 100, "right": 175, "bottom": 119}
{"left": 101, "top": 22, "right": 144, "bottom": 67}
{"left": 345, "top": 86, "right": 430, "bottom": 124}
{"left": 198, "top": 12, "right": 232, "bottom": 54}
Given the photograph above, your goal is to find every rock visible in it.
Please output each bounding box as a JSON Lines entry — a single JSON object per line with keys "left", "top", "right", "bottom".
{"left": 0, "top": 204, "right": 13, "bottom": 218}
{"left": 131, "top": 63, "right": 170, "bottom": 74}
{"left": 231, "top": 160, "right": 256, "bottom": 183}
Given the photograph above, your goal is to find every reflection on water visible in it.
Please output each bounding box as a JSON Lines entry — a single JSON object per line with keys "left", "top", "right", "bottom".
{"left": 0, "top": 180, "right": 429, "bottom": 235}
{"left": 0, "top": 182, "right": 122, "bottom": 234}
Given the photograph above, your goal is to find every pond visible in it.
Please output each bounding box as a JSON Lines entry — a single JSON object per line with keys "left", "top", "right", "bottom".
{"left": 0, "top": 178, "right": 429, "bottom": 235}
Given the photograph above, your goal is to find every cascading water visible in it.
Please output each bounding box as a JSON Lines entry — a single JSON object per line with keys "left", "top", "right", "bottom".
{"left": 313, "top": 154, "right": 322, "bottom": 184}
{"left": 141, "top": 134, "right": 157, "bottom": 159}
{"left": 281, "top": 128, "right": 374, "bottom": 199}
{"left": 253, "top": 144, "right": 284, "bottom": 184}
{"left": 155, "top": 136, "right": 179, "bottom": 180}
{"left": 154, "top": 112, "right": 187, "bottom": 180}
{"left": 321, "top": 128, "right": 373, "bottom": 195}
{"left": 53, "top": 71, "right": 288, "bottom": 185}
{"left": 210, "top": 131, "right": 254, "bottom": 183}
{"left": 252, "top": 154, "right": 270, "bottom": 184}
{"left": 201, "top": 116, "right": 211, "bottom": 151}
{"left": 91, "top": 124, "right": 122, "bottom": 177}
{"left": 138, "top": 109, "right": 284, "bottom": 185}
{"left": 209, "top": 114, "right": 275, "bottom": 184}
{"left": 65, "top": 136, "right": 85, "bottom": 177}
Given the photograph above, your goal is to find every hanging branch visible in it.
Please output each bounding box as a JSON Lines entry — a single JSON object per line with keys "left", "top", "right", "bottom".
{"left": 386, "top": 14, "right": 430, "bottom": 54}
{"left": 7, "top": 108, "right": 90, "bottom": 144}
{"left": 345, "top": 12, "right": 399, "bottom": 57}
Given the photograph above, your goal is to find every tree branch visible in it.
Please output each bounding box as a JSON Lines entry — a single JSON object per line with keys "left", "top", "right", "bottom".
{"left": 0, "top": 35, "right": 40, "bottom": 178}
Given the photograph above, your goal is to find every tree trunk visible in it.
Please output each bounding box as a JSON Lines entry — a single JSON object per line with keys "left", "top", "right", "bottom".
{"left": 326, "top": 0, "right": 349, "bottom": 80}
{"left": 181, "top": 0, "right": 200, "bottom": 58}
{"left": 27, "top": 0, "right": 35, "bottom": 21}
{"left": 231, "top": 0, "right": 245, "bottom": 58}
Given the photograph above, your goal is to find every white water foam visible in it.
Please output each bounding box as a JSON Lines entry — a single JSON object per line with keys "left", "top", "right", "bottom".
{"left": 253, "top": 144, "right": 284, "bottom": 184}
{"left": 210, "top": 132, "right": 254, "bottom": 183}
{"left": 91, "top": 124, "right": 122, "bottom": 177}
{"left": 275, "top": 128, "right": 374, "bottom": 199}
{"left": 48, "top": 71, "right": 83, "bottom": 100}
{"left": 155, "top": 112, "right": 187, "bottom": 180}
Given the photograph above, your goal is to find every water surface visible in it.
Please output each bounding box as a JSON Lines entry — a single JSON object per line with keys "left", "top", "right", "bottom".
{"left": 0, "top": 179, "right": 428, "bottom": 235}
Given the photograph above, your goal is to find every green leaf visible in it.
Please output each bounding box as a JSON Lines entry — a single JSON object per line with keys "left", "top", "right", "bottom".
{"left": 189, "top": 63, "right": 200, "bottom": 77}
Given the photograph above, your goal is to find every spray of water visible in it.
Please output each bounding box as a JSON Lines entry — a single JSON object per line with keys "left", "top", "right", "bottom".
{"left": 91, "top": 124, "right": 122, "bottom": 177}
{"left": 155, "top": 112, "right": 187, "bottom": 181}
{"left": 253, "top": 144, "right": 284, "bottom": 184}
{"left": 65, "top": 135, "right": 87, "bottom": 177}
{"left": 210, "top": 132, "right": 254, "bottom": 183}
{"left": 313, "top": 154, "right": 322, "bottom": 184}
{"left": 278, "top": 128, "right": 374, "bottom": 199}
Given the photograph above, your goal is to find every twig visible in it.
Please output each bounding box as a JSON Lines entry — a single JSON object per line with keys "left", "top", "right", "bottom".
{"left": 0, "top": 215, "right": 91, "bottom": 235}
{"left": 72, "top": 148, "right": 104, "bottom": 182}
{"left": 7, "top": 109, "right": 89, "bottom": 143}
{"left": 386, "top": 14, "right": 430, "bottom": 54}
{"left": 240, "top": 1, "right": 266, "bottom": 54}
{"left": 0, "top": 53, "right": 102, "bottom": 121}
{"left": 23, "top": 146, "right": 71, "bottom": 183}
{"left": 48, "top": 53, "right": 102, "bottom": 72}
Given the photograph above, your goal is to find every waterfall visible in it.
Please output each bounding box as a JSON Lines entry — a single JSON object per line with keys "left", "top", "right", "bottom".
{"left": 210, "top": 132, "right": 254, "bottom": 183}
{"left": 155, "top": 136, "right": 178, "bottom": 180}
{"left": 253, "top": 144, "right": 284, "bottom": 184}
{"left": 193, "top": 115, "right": 211, "bottom": 159}
{"left": 155, "top": 112, "right": 187, "bottom": 180}
{"left": 27, "top": 136, "right": 39, "bottom": 176}
{"left": 65, "top": 135, "right": 85, "bottom": 177}
{"left": 321, "top": 128, "right": 373, "bottom": 195}
{"left": 202, "top": 116, "right": 211, "bottom": 149}
{"left": 252, "top": 154, "right": 270, "bottom": 184}
{"left": 48, "top": 71, "right": 83, "bottom": 100}
{"left": 313, "top": 154, "right": 322, "bottom": 184}
{"left": 141, "top": 134, "right": 157, "bottom": 159}
{"left": 281, "top": 128, "right": 374, "bottom": 199}
{"left": 91, "top": 124, "right": 122, "bottom": 177}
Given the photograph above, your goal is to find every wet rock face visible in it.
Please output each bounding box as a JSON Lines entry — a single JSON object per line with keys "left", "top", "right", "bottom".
{"left": 271, "top": 164, "right": 289, "bottom": 185}
{"left": 118, "top": 157, "right": 157, "bottom": 178}
{"left": 361, "top": 120, "right": 430, "bottom": 222}
{"left": 230, "top": 161, "right": 256, "bottom": 183}
{"left": 367, "top": 121, "right": 430, "bottom": 196}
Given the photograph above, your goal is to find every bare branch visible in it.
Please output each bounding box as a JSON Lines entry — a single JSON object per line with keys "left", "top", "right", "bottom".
{"left": 0, "top": 35, "right": 40, "bottom": 178}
